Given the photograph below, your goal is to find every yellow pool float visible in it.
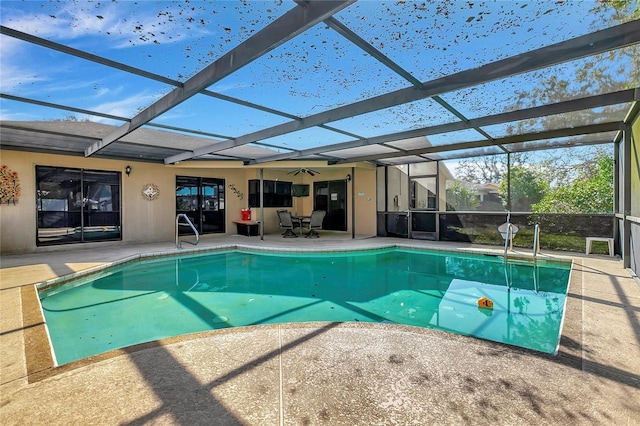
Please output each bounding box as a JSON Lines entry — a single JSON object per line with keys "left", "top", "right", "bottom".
{"left": 477, "top": 297, "right": 494, "bottom": 309}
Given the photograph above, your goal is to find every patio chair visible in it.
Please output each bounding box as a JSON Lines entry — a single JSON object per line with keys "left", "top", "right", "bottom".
{"left": 304, "top": 210, "right": 326, "bottom": 238}
{"left": 277, "top": 210, "right": 299, "bottom": 238}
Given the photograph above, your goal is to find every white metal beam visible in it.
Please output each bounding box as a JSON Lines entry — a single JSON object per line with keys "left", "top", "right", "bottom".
{"left": 332, "top": 122, "right": 624, "bottom": 164}
{"left": 164, "top": 19, "right": 640, "bottom": 164}
{"left": 253, "top": 88, "right": 638, "bottom": 163}
{"left": 85, "top": 0, "right": 355, "bottom": 157}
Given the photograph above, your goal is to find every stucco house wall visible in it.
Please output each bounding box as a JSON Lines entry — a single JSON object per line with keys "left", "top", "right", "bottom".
{"left": 0, "top": 149, "right": 376, "bottom": 254}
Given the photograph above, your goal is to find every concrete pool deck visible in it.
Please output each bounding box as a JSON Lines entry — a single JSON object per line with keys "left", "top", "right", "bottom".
{"left": 1, "top": 235, "right": 639, "bottom": 425}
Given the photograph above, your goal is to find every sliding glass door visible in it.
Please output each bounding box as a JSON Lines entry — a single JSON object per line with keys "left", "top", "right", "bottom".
{"left": 176, "top": 176, "right": 225, "bottom": 234}
{"left": 36, "top": 166, "right": 121, "bottom": 245}
{"left": 313, "top": 180, "right": 347, "bottom": 231}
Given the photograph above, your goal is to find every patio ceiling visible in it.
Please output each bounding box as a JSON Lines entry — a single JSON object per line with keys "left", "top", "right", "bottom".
{"left": 1, "top": 1, "right": 639, "bottom": 166}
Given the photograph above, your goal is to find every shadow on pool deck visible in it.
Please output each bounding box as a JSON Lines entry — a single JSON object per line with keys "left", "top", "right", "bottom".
{"left": 1, "top": 236, "right": 639, "bottom": 425}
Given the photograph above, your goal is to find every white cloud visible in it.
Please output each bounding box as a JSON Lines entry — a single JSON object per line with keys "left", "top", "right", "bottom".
{"left": 94, "top": 87, "right": 111, "bottom": 98}
{"left": 0, "top": 108, "right": 42, "bottom": 121}
{"left": 0, "top": 63, "right": 41, "bottom": 90}
{"left": 1, "top": 1, "right": 210, "bottom": 48}
{"left": 0, "top": 34, "right": 23, "bottom": 58}
{"left": 153, "top": 109, "right": 193, "bottom": 122}
{"left": 90, "top": 91, "right": 162, "bottom": 119}
{"left": 209, "top": 81, "right": 253, "bottom": 93}
{"left": 438, "top": 160, "right": 461, "bottom": 181}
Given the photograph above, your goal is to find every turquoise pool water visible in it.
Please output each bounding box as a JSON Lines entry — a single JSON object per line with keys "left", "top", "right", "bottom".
{"left": 39, "top": 248, "right": 571, "bottom": 364}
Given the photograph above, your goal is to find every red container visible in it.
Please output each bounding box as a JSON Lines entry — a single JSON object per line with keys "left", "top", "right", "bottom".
{"left": 241, "top": 209, "right": 251, "bottom": 221}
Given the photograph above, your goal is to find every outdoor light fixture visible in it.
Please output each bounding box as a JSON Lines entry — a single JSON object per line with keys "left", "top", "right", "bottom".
{"left": 125, "top": 165, "right": 131, "bottom": 176}
{"left": 346, "top": 174, "right": 351, "bottom": 182}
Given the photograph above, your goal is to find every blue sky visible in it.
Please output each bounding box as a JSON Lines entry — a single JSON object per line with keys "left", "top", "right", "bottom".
{"left": 0, "top": 0, "right": 633, "bottom": 152}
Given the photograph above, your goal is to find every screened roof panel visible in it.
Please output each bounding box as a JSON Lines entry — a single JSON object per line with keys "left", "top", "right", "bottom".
{"left": 0, "top": 1, "right": 294, "bottom": 82}
{"left": 0, "top": 35, "right": 175, "bottom": 117}
{"left": 215, "top": 144, "right": 292, "bottom": 161}
{"left": 377, "top": 155, "right": 432, "bottom": 166}
{"left": 0, "top": 1, "right": 638, "bottom": 166}
{"left": 152, "top": 94, "right": 292, "bottom": 138}
{"left": 0, "top": 92, "right": 129, "bottom": 123}
{"left": 322, "top": 144, "right": 399, "bottom": 160}
{"left": 296, "top": 154, "right": 329, "bottom": 161}
{"left": 430, "top": 146, "right": 505, "bottom": 161}
{"left": 439, "top": 46, "right": 639, "bottom": 120}
{"left": 208, "top": 22, "right": 408, "bottom": 118}
{"left": 481, "top": 103, "right": 633, "bottom": 139}
{"left": 257, "top": 126, "right": 354, "bottom": 151}
{"left": 505, "top": 132, "right": 617, "bottom": 154}
{"left": 385, "top": 137, "right": 430, "bottom": 151}
{"left": 127, "top": 127, "right": 224, "bottom": 150}
{"left": 425, "top": 129, "right": 487, "bottom": 146}
{"left": 326, "top": 97, "right": 461, "bottom": 138}
{"left": 332, "top": 1, "right": 626, "bottom": 82}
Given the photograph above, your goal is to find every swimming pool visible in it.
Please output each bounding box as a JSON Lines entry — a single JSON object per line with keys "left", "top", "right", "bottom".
{"left": 38, "top": 247, "right": 571, "bottom": 365}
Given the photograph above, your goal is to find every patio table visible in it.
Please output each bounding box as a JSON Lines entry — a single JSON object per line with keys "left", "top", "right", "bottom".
{"left": 292, "top": 215, "right": 311, "bottom": 236}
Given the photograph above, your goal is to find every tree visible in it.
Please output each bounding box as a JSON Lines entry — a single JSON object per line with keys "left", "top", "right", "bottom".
{"left": 446, "top": 181, "right": 479, "bottom": 211}
{"left": 499, "top": 166, "right": 549, "bottom": 211}
{"left": 506, "top": 1, "right": 639, "bottom": 139}
{"left": 455, "top": 155, "right": 505, "bottom": 185}
{"left": 593, "top": 0, "right": 640, "bottom": 20}
{"left": 51, "top": 115, "right": 91, "bottom": 122}
{"left": 455, "top": 153, "right": 526, "bottom": 185}
{"left": 532, "top": 153, "right": 613, "bottom": 214}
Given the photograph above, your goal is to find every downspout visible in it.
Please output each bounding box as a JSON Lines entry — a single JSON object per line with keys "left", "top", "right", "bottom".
{"left": 623, "top": 126, "right": 631, "bottom": 268}
{"left": 351, "top": 166, "right": 355, "bottom": 239}
{"left": 407, "top": 165, "right": 411, "bottom": 239}
{"left": 260, "top": 168, "right": 264, "bottom": 241}
{"left": 614, "top": 140, "right": 619, "bottom": 255}
{"left": 384, "top": 166, "right": 389, "bottom": 235}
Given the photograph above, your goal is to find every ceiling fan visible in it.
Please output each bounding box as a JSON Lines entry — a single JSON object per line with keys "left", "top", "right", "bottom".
{"left": 287, "top": 168, "right": 320, "bottom": 177}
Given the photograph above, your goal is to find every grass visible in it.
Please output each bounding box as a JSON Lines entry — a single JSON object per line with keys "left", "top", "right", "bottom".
{"left": 448, "top": 227, "right": 611, "bottom": 254}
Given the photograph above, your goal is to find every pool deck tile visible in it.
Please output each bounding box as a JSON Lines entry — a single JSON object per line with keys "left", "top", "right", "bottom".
{"left": 1, "top": 235, "right": 639, "bottom": 425}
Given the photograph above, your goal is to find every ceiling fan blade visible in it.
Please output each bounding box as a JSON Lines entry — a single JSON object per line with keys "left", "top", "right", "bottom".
{"left": 308, "top": 171, "right": 315, "bottom": 176}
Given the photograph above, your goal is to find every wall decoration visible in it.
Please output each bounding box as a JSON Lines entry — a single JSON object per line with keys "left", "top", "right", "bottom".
{"left": 0, "top": 165, "right": 20, "bottom": 205}
{"left": 228, "top": 183, "right": 244, "bottom": 200}
{"left": 141, "top": 183, "right": 160, "bottom": 201}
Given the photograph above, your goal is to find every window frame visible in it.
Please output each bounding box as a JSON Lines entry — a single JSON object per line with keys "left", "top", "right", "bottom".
{"left": 248, "top": 179, "right": 293, "bottom": 208}
{"left": 35, "top": 165, "right": 122, "bottom": 246}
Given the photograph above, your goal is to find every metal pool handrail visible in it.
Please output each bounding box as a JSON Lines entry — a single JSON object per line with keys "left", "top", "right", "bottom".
{"left": 533, "top": 224, "right": 541, "bottom": 259}
{"left": 503, "top": 223, "right": 513, "bottom": 259}
{"left": 176, "top": 214, "right": 200, "bottom": 249}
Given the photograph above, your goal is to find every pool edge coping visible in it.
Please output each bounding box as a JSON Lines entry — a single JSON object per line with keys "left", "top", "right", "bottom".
{"left": 35, "top": 242, "right": 571, "bottom": 292}
{"left": 24, "top": 242, "right": 574, "bottom": 382}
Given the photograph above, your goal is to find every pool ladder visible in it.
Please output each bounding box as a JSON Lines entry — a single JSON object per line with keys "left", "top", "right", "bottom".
{"left": 533, "top": 224, "right": 541, "bottom": 259}
{"left": 503, "top": 223, "right": 514, "bottom": 259}
{"left": 504, "top": 223, "right": 541, "bottom": 260}
{"left": 176, "top": 214, "right": 200, "bottom": 249}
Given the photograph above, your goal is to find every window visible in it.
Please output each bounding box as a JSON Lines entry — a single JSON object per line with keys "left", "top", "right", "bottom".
{"left": 410, "top": 177, "right": 437, "bottom": 210}
{"left": 248, "top": 180, "right": 292, "bottom": 208}
{"left": 36, "top": 166, "right": 121, "bottom": 245}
